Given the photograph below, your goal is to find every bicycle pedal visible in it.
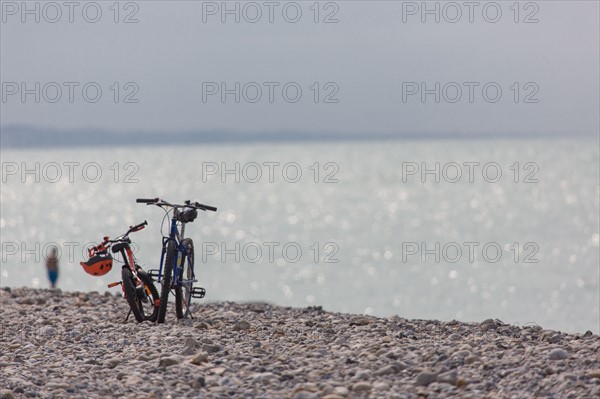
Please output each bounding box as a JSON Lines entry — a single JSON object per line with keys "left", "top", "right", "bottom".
{"left": 147, "top": 269, "right": 161, "bottom": 279}
{"left": 190, "top": 287, "right": 206, "bottom": 299}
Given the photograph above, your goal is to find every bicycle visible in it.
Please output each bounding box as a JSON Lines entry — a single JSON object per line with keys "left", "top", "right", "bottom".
{"left": 136, "top": 198, "right": 217, "bottom": 323}
{"left": 80, "top": 221, "right": 160, "bottom": 323}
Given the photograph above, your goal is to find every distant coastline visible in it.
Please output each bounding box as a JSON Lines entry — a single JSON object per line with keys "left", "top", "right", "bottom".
{"left": 1, "top": 125, "right": 594, "bottom": 149}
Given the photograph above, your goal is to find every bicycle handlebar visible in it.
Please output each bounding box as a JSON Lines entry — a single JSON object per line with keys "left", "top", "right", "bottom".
{"left": 136, "top": 198, "right": 158, "bottom": 204}
{"left": 193, "top": 202, "right": 217, "bottom": 212}
{"left": 88, "top": 221, "right": 147, "bottom": 255}
{"left": 136, "top": 198, "right": 217, "bottom": 212}
{"left": 127, "top": 220, "right": 148, "bottom": 234}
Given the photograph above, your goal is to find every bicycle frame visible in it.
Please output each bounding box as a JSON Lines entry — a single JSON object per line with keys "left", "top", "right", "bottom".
{"left": 105, "top": 238, "right": 143, "bottom": 290}
{"left": 155, "top": 215, "right": 196, "bottom": 290}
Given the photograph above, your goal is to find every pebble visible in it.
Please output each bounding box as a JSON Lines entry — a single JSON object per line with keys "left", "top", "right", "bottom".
{"left": 349, "top": 316, "right": 370, "bottom": 326}
{"left": 374, "top": 364, "right": 400, "bottom": 376}
{"left": 252, "top": 372, "right": 276, "bottom": 382}
{"left": 181, "top": 346, "right": 196, "bottom": 356}
{"left": 45, "top": 382, "right": 70, "bottom": 390}
{"left": 190, "top": 352, "right": 208, "bottom": 365}
{"left": 210, "top": 366, "right": 226, "bottom": 375}
{"left": 585, "top": 370, "right": 600, "bottom": 378}
{"left": 195, "top": 322, "right": 209, "bottom": 330}
{"left": 105, "top": 357, "right": 121, "bottom": 368}
{"left": 233, "top": 320, "right": 251, "bottom": 331}
{"left": 352, "top": 382, "right": 371, "bottom": 392}
{"left": 373, "top": 381, "right": 389, "bottom": 390}
{"left": 203, "top": 343, "right": 222, "bottom": 353}
{"left": 193, "top": 376, "right": 206, "bottom": 389}
{"left": 158, "top": 357, "right": 180, "bottom": 368}
{"left": 291, "top": 390, "right": 318, "bottom": 399}
{"left": 452, "top": 349, "right": 471, "bottom": 359}
{"left": 1, "top": 287, "right": 597, "bottom": 399}
{"left": 0, "top": 390, "right": 14, "bottom": 399}
{"left": 184, "top": 337, "right": 199, "bottom": 349}
{"left": 465, "top": 355, "right": 480, "bottom": 364}
{"left": 354, "top": 369, "right": 370, "bottom": 380}
{"left": 437, "top": 370, "right": 458, "bottom": 385}
{"left": 549, "top": 348, "right": 569, "bottom": 361}
{"left": 415, "top": 371, "right": 438, "bottom": 386}
{"left": 333, "top": 386, "right": 349, "bottom": 396}
{"left": 480, "top": 319, "right": 497, "bottom": 332}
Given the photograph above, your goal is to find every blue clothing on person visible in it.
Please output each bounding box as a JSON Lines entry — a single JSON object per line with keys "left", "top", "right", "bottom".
{"left": 48, "top": 270, "right": 58, "bottom": 287}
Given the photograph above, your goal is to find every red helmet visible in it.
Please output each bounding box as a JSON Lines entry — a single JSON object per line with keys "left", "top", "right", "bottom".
{"left": 80, "top": 252, "right": 113, "bottom": 276}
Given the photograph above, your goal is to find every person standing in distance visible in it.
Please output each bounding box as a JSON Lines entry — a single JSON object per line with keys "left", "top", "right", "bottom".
{"left": 46, "top": 246, "right": 59, "bottom": 289}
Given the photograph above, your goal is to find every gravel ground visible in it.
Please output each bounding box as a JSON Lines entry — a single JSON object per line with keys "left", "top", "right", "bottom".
{"left": 0, "top": 287, "right": 599, "bottom": 399}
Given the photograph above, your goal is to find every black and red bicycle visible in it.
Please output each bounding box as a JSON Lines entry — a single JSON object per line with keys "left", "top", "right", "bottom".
{"left": 81, "top": 221, "right": 160, "bottom": 322}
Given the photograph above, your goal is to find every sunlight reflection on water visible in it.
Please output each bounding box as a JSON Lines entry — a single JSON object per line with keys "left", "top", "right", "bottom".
{"left": 1, "top": 138, "right": 598, "bottom": 333}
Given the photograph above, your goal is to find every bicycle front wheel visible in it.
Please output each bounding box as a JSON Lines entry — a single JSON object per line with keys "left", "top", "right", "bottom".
{"left": 157, "top": 240, "right": 176, "bottom": 323}
{"left": 175, "top": 238, "right": 194, "bottom": 319}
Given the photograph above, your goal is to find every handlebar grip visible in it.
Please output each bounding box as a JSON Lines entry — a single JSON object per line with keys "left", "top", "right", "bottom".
{"left": 129, "top": 220, "right": 148, "bottom": 232}
{"left": 136, "top": 198, "right": 158, "bottom": 203}
{"left": 194, "top": 202, "right": 217, "bottom": 212}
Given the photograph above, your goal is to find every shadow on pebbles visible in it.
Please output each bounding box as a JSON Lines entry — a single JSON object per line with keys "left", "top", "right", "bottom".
{"left": 1, "top": 287, "right": 598, "bottom": 398}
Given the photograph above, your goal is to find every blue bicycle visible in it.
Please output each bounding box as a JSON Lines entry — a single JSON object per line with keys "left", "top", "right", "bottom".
{"left": 137, "top": 198, "right": 217, "bottom": 323}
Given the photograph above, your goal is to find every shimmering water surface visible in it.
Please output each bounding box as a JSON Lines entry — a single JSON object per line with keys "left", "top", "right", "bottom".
{"left": 1, "top": 138, "right": 598, "bottom": 333}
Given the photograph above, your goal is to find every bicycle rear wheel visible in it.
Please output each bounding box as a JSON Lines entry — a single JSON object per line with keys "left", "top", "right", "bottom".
{"left": 176, "top": 238, "right": 194, "bottom": 319}
{"left": 157, "top": 240, "right": 176, "bottom": 323}
{"left": 122, "top": 267, "right": 159, "bottom": 322}
{"left": 137, "top": 268, "right": 160, "bottom": 322}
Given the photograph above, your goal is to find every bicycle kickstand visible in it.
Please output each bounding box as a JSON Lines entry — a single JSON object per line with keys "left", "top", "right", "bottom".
{"left": 124, "top": 309, "right": 132, "bottom": 323}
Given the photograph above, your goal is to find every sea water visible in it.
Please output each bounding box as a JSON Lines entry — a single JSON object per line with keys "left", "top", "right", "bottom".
{"left": 1, "top": 137, "right": 598, "bottom": 333}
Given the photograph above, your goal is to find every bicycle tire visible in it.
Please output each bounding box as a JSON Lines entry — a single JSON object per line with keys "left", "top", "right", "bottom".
{"left": 137, "top": 268, "right": 160, "bottom": 322}
{"left": 122, "top": 267, "right": 159, "bottom": 322}
{"left": 176, "top": 238, "right": 194, "bottom": 319}
{"left": 157, "top": 240, "right": 176, "bottom": 323}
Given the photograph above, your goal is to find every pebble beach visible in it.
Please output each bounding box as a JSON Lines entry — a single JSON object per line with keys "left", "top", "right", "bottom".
{"left": 1, "top": 287, "right": 598, "bottom": 398}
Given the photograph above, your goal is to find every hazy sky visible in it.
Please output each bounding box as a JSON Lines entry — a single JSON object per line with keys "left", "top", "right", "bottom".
{"left": 1, "top": 1, "right": 598, "bottom": 135}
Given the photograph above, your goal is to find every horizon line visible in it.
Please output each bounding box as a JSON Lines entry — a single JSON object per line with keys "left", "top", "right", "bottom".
{"left": 1, "top": 124, "right": 597, "bottom": 148}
